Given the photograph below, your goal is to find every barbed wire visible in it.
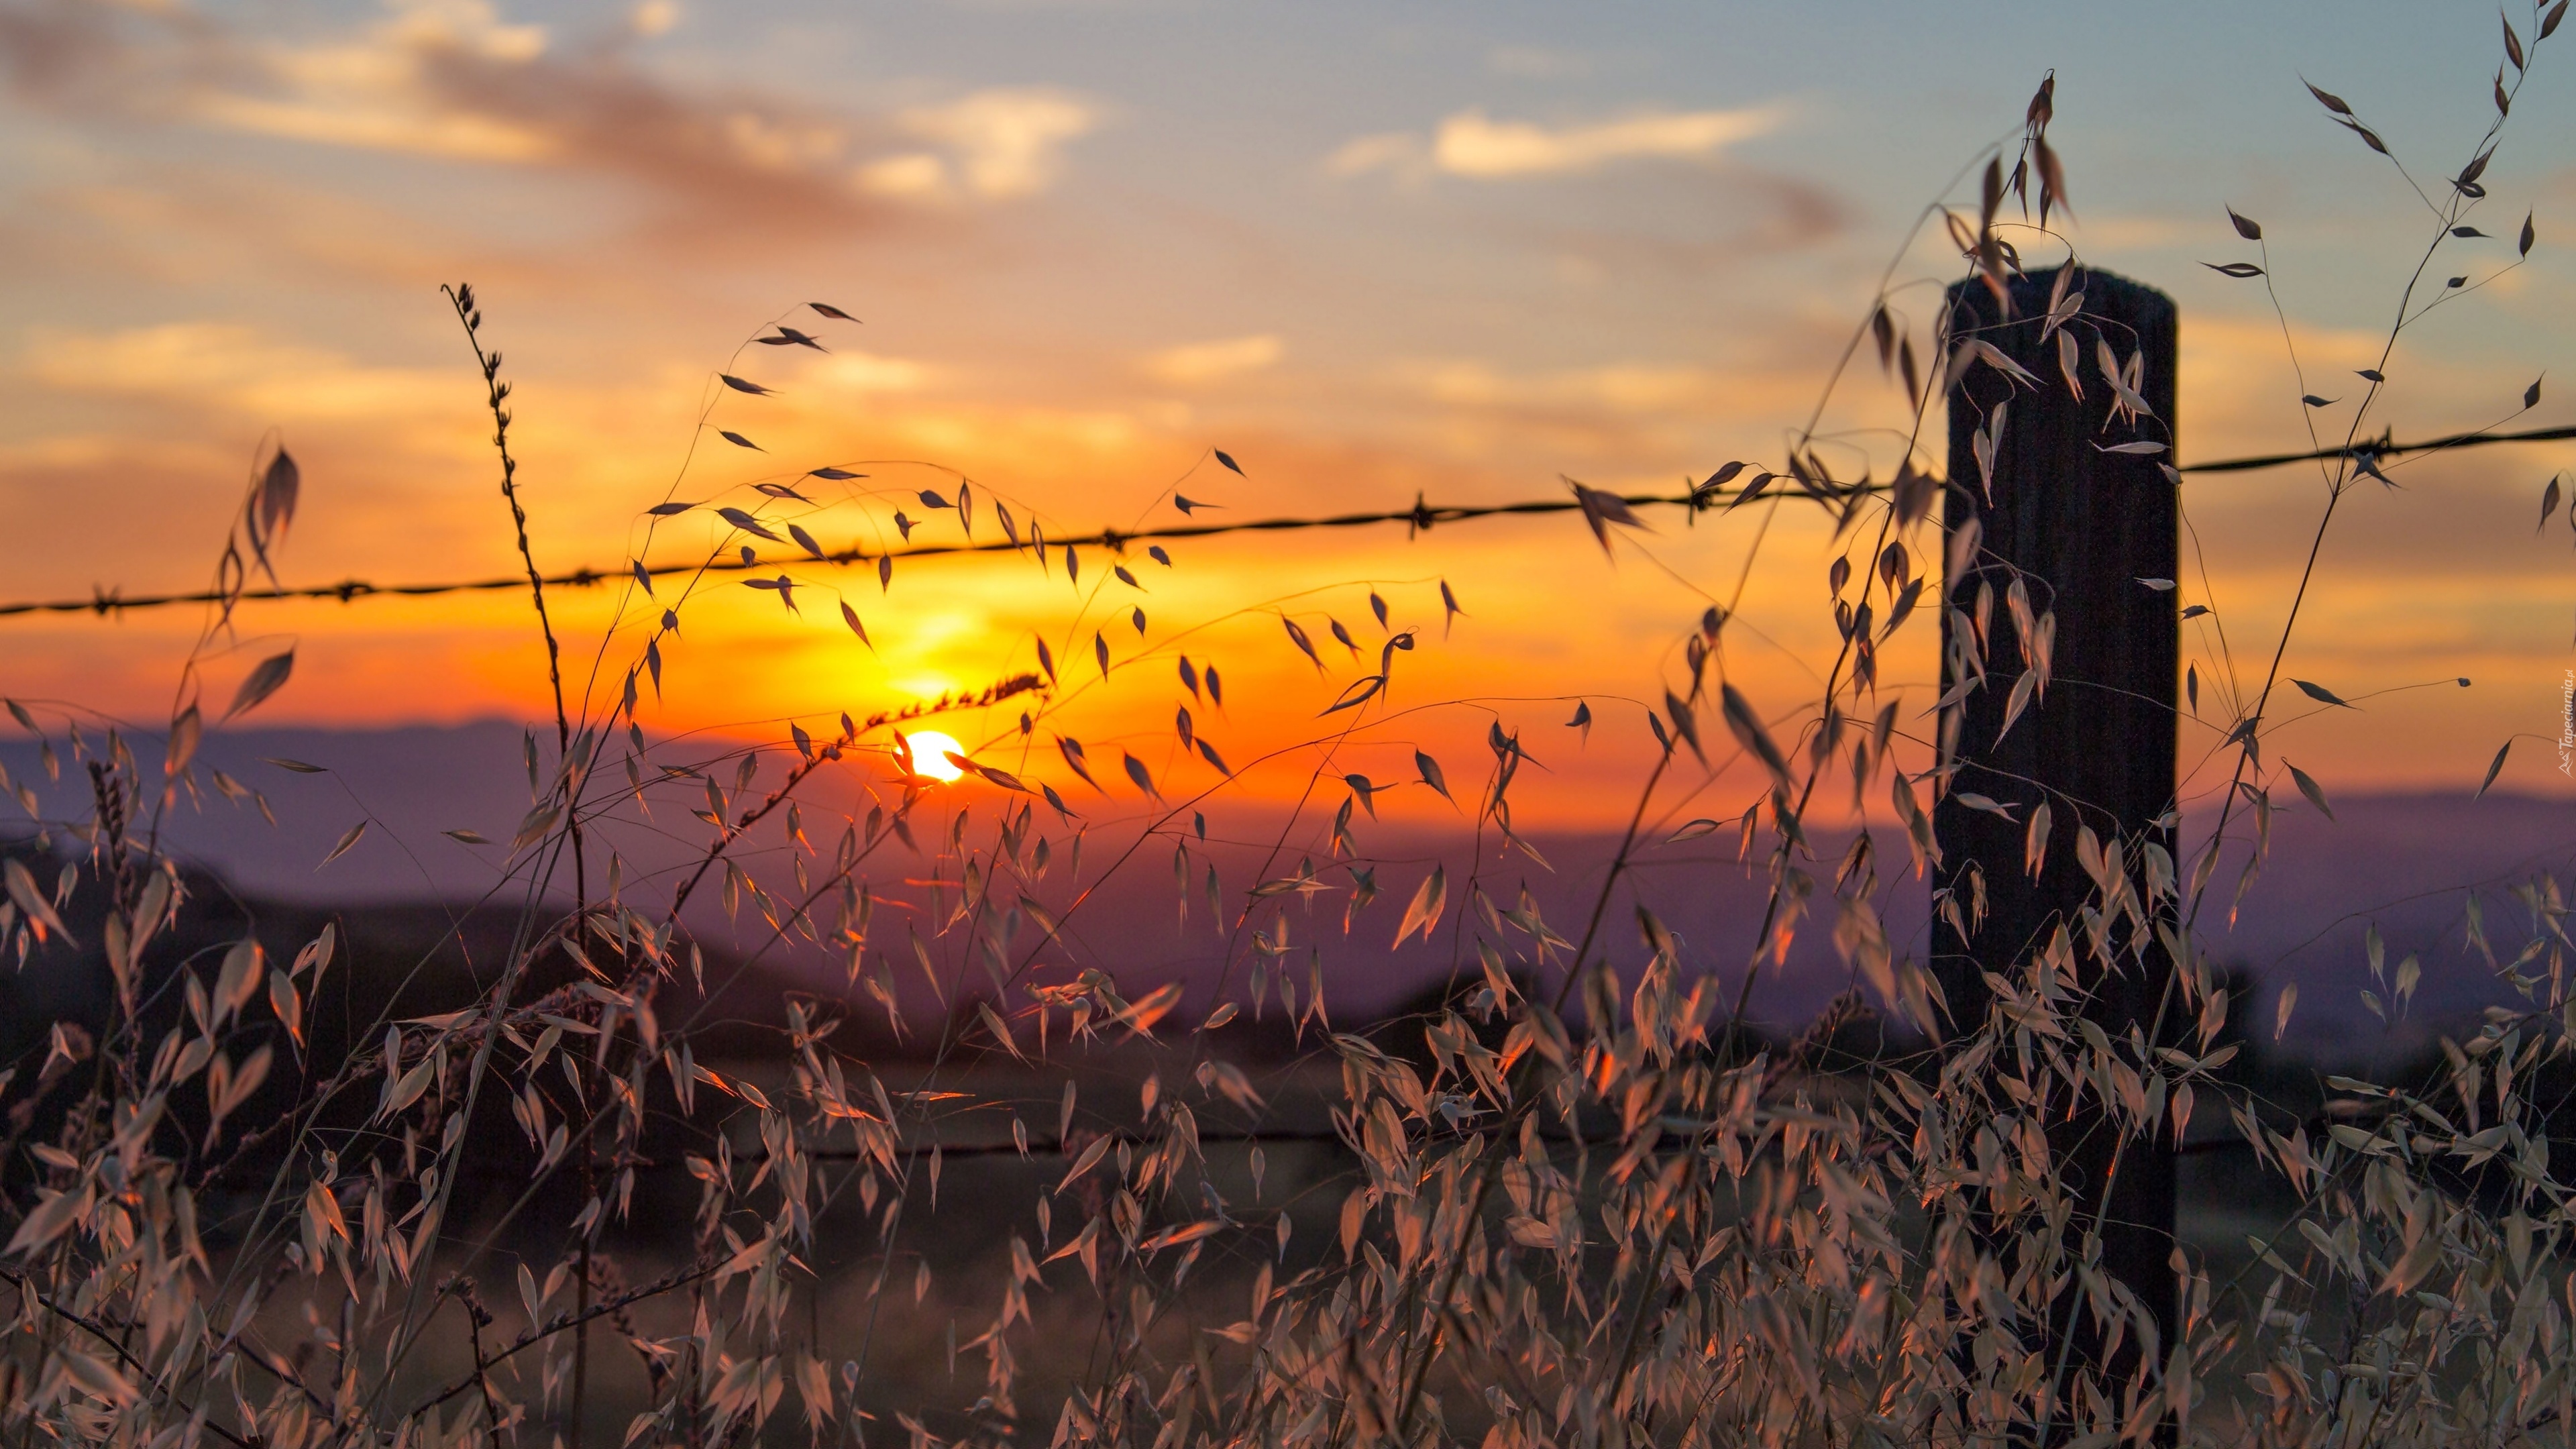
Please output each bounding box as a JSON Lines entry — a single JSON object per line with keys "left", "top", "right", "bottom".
{"left": 5, "top": 423, "right": 2569, "bottom": 621}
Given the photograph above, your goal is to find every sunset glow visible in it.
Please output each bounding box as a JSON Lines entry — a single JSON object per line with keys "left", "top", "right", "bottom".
{"left": 10, "top": 11, "right": 2576, "bottom": 1445}
{"left": 0, "top": 0, "right": 2565, "bottom": 814}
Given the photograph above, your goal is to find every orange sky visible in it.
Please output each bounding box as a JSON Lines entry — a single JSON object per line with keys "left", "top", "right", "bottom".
{"left": 2, "top": 0, "right": 2572, "bottom": 825}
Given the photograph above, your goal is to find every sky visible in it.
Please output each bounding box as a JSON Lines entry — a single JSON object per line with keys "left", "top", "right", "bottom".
{"left": 1, "top": 0, "right": 2573, "bottom": 828}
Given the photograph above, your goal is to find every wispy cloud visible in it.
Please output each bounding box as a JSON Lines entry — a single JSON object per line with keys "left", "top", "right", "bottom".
{"left": 1322, "top": 130, "right": 1426, "bottom": 180}
{"left": 191, "top": 0, "right": 555, "bottom": 162}
{"left": 1360, "top": 352, "right": 1824, "bottom": 469}
{"left": 23, "top": 321, "right": 458, "bottom": 422}
{"left": 806, "top": 351, "right": 940, "bottom": 393}
{"left": 1436, "top": 107, "right": 1777, "bottom": 176}
{"left": 1396, "top": 357, "right": 1770, "bottom": 416}
{"left": 1328, "top": 104, "right": 1780, "bottom": 182}
{"left": 1143, "top": 333, "right": 1283, "bottom": 386}
{"left": 0, "top": 0, "right": 1101, "bottom": 233}
{"left": 884, "top": 89, "right": 1098, "bottom": 200}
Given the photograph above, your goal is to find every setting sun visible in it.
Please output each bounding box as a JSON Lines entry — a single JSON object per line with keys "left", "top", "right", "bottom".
{"left": 904, "top": 730, "right": 967, "bottom": 783}
{"left": 5, "top": 7, "right": 2575, "bottom": 1444}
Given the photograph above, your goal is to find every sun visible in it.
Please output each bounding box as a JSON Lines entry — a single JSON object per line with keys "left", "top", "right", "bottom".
{"left": 905, "top": 731, "right": 967, "bottom": 783}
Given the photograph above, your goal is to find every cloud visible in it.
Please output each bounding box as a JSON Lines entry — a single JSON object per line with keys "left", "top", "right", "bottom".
{"left": 1362, "top": 352, "right": 1824, "bottom": 468}
{"left": 1323, "top": 131, "right": 1426, "bottom": 181}
{"left": 890, "top": 88, "right": 1098, "bottom": 201}
{"left": 1143, "top": 333, "right": 1283, "bottom": 386}
{"left": 1403, "top": 358, "right": 1736, "bottom": 415}
{"left": 808, "top": 351, "right": 938, "bottom": 393}
{"left": 191, "top": 91, "right": 553, "bottom": 164}
{"left": 1330, "top": 105, "right": 1780, "bottom": 182}
{"left": 1434, "top": 107, "right": 1776, "bottom": 177}
{"left": 0, "top": 0, "right": 1099, "bottom": 236}
{"left": 1329, "top": 131, "right": 1432, "bottom": 181}
{"left": 173, "top": 0, "right": 558, "bottom": 162}
{"left": 630, "top": 0, "right": 680, "bottom": 38}
{"left": 21, "top": 321, "right": 457, "bottom": 423}
{"left": 855, "top": 152, "right": 949, "bottom": 199}
{"left": 2067, "top": 213, "right": 2202, "bottom": 252}
{"left": 0, "top": 166, "right": 612, "bottom": 307}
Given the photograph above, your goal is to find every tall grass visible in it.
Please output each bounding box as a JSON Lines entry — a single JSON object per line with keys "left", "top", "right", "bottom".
{"left": 2, "top": 23, "right": 2573, "bottom": 1448}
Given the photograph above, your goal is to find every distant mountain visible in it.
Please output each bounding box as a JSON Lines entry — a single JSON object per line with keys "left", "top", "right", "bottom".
{"left": 5, "top": 724, "right": 2567, "bottom": 1058}
{"left": 2, "top": 720, "right": 537, "bottom": 904}
{"left": 2184, "top": 791, "right": 2576, "bottom": 1061}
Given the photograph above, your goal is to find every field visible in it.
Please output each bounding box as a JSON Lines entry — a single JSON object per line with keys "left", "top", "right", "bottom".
{"left": 5, "top": 12, "right": 2576, "bottom": 1449}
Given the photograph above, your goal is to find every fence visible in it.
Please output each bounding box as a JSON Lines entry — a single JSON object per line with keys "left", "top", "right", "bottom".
{"left": 1, "top": 424, "right": 2567, "bottom": 621}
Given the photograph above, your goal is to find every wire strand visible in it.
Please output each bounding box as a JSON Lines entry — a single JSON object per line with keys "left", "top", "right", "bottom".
{"left": 7, "top": 423, "right": 2568, "bottom": 621}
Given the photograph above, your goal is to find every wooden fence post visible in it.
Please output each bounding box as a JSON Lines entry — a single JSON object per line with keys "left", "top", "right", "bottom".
{"left": 1935, "top": 264, "right": 2181, "bottom": 1399}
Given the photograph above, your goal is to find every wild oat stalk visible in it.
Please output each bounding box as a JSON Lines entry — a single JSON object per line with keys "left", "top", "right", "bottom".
{"left": 2, "top": 19, "right": 2571, "bottom": 1449}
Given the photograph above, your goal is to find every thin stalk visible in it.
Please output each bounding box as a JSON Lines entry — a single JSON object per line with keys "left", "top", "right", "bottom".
{"left": 441, "top": 284, "right": 586, "bottom": 916}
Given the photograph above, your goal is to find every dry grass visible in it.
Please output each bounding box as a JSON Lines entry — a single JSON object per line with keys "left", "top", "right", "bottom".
{"left": 3, "top": 24, "right": 2573, "bottom": 1448}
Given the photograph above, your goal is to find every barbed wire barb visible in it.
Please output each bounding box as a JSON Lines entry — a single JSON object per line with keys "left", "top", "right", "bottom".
{"left": 5, "top": 422, "right": 2567, "bottom": 621}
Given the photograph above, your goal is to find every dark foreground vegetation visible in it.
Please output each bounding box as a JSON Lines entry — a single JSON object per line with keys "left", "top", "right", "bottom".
{"left": 6, "top": 34, "right": 2576, "bottom": 1449}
